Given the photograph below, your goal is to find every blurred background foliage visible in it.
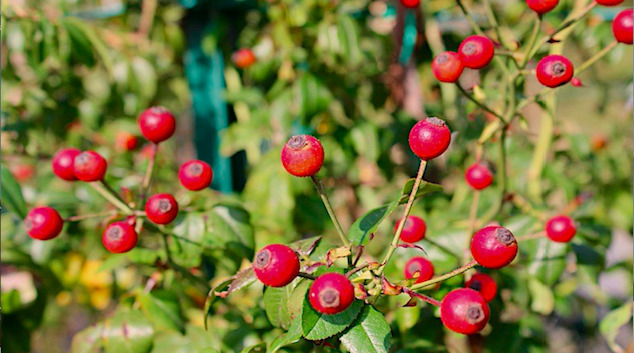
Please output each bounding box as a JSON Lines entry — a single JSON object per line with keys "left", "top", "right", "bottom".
{"left": 1, "top": 0, "right": 632, "bottom": 352}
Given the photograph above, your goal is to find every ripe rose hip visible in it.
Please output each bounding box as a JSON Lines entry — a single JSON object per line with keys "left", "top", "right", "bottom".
{"left": 103, "top": 222, "right": 138, "bottom": 253}
{"left": 52, "top": 148, "right": 81, "bottom": 181}
{"left": 115, "top": 131, "right": 139, "bottom": 152}
{"left": 545, "top": 215, "right": 577, "bottom": 242}
{"left": 253, "top": 244, "right": 300, "bottom": 287}
{"left": 232, "top": 49, "right": 256, "bottom": 69}
{"left": 395, "top": 215, "right": 426, "bottom": 243}
{"left": 179, "top": 160, "right": 213, "bottom": 191}
{"left": 73, "top": 151, "right": 108, "bottom": 182}
{"left": 465, "top": 273, "right": 497, "bottom": 302}
{"left": 308, "top": 273, "right": 355, "bottom": 315}
{"left": 11, "top": 164, "right": 35, "bottom": 183}
{"left": 145, "top": 193, "right": 179, "bottom": 225}
{"left": 458, "top": 35, "right": 495, "bottom": 70}
{"left": 432, "top": 52, "right": 464, "bottom": 83}
{"left": 408, "top": 117, "right": 451, "bottom": 160}
{"left": 536, "top": 55, "right": 574, "bottom": 88}
{"left": 281, "top": 135, "right": 325, "bottom": 177}
{"left": 525, "top": 0, "right": 559, "bottom": 15}
{"left": 138, "top": 106, "right": 176, "bottom": 144}
{"left": 465, "top": 163, "right": 494, "bottom": 190}
{"left": 25, "top": 207, "right": 64, "bottom": 240}
{"left": 400, "top": 0, "right": 420, "bottom": 9}
{"left": 404, "top": 256, "right": 434, "bottom": 283}
{"left": 596, "top": 0, "right": 624, "bottom": 6}
{"left": 440, "top": 288, "right": 490, "bottom": 335}
{"left": 613, "top": 9, "right": 633, "bottom": 45}
{"left": 470, "top": 226, "right": 518, "bottom": 269}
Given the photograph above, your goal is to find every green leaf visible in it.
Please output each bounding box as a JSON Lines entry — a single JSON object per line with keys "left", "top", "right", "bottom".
{"left": 198, "top": 349, "right": 219, "bottom": 353}
{"left": 525, "top": 238, "right": 567, "bottom": 286}
{"left": 600, "top": 302, "right": 633, "bottom": 353}
{"left": 204, "top": 204, "right": 255, "bottom": 261}
{"left": 203, "top": 278, "right": 233, "bottom": 330}
{"left": 137, "top": 290, "right": 184, "bottom": 332}
{"left": 398, "top": 179, "right": 443, "bottom": 204}
{"left": 348, "top": 203, "right": 398, "bottom": 246}
{"left": 269, "top": 315, "right": 303, "bottom": 353}
{"left": 264, "top": 278, "right": 308, "bottom": 329}
{"left": 170, "top": 213, "right": 205, "bottom": 268}
{"left": 527, "top": 277, "right": 554, "bottom": 315}
{"left": 102, "top": 310, "right": 154, "bottom": 353}
{"left": 1, "top": 165, "right": 27, "bottom": 219}
{"left": 289, "top": 236, "right": 322, "bottom": 256}
{"left": 302, "top": 298, "right": 363, "bottom": 341}
{"left": 71, "top": 323, "right": 103, "bottom": 353}
{"left": 240, "top": 342, "right": 266, "bottom": 353}
{"left": 340, "top": 305, "right": 392, "bottom": 353}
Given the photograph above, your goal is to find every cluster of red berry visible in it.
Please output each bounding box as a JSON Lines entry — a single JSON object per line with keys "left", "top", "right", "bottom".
{"left": 23, "top": 107, "right": 214, "bottom": 254}
{"left": 251, "top": 115, "right": 579, "bottom": 335}
{"left": 432, "top": 0, "right": 632, "bottom": 88}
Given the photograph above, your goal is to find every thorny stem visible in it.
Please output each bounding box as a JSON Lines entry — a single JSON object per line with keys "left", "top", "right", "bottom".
{"left": 455, "top": 84, "right": 504, "bottom": 121}
{"left": 346, "top": 263, "right": 371, "bottom": 278}
{"left": 410, "top": 260, "right": 478, "bottom": 290}
{"left": 90, "top": 182, "right": 134, "bottom": 214}
{"left": 64, "top": 210, "right": 118, "bottom": 222}
{"left": 406, "top": 290, "right": 442, "bottom": 307}
{"left": 311, "top": 175, "right": 350, "bottom": 248}
{"left": 377, "top": 160, "right": 428, "bottom": 276}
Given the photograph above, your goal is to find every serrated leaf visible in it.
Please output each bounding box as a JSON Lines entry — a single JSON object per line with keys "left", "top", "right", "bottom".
{"left": 226, "top": 267, "right": 257, "bottom": 295}
{"left": 348, "top": 203, "right": 398, "bottom": 246}
{"left": 302, "top": 298, "right": 363, "bottom": 341}
{"left": 289, "top": 236, "right": 322, "bottom": 256}
{"left": 599, "top": 302, "right": 633, "bottom": 353}
{"left": 1, "top": 165, "right": 27, "bottom": 219}
{"left": 205, "top": 205, "right": 255, "bottom": 261}
{"left": 101, "top": 310, "right": 154, "bottom": 353}
{"left": 269, "top": 315, "right": 303, "bottom": 353}
{"left": 264, "top": 279, "right": 305, "bottom": 329}
{"left": 137, "top": 291, "right": 184, "bottom": 332}
{"left": 340, "top": 305, "right": 391, "bottom": 353}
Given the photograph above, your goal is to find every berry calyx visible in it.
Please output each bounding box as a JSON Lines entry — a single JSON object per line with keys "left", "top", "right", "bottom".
{"left": 179, "top": 160, "right": 214, "bottom": 191}
{"left": 145, "top": 193, "right": 179, "bottom": 225}
{"left": 52, "top": 148, "right": 81, "bottom": 181}
{"left": 253, "top": 244, "right": 300, "bottom": 287}
{"left": 281, "top": 135, "right": 325, "bottom": 177}
{"left": 232, "top": 49, "right": 257, "bottom": 69}
{"left": 395, "top": 215, "right": 426, "bottom": 243}
{"left": 408, "top": 117, "right": 452, "bottom": 160}
{"left": 138, "top": 106, "right": 176, "bottom": 144}
{"left": 465, "top": 273, "right": 497, "bottom": 302}
{"left": 613, "top": 9, "right": 633, "bottom": 45}
{"left": 536, "top": 54, "right": 574, "bottom": 88}
{"left": 470, "top": 226, "right": 518, "bottom": 269}
{"left": 404, "top": 256, "right": 435, "bottom": 283}
{"left": 308, "top": 273, "right": 355, "bottom": 315}
{"left": 25, "top": 207, "right": 64, "bottom": 240}
{"left": 525, "top": 0, "right": 559, "bottom": 15}
{"left": 73, "top": 151, "right": 108, "bottom": 182}
{"left": 103, "top": 222, "right": 138, "bottom": 253}
{"left": 115, "top": 131, "right": 139, "bottom": 152}
{"left": 400, "top": 0, "right": 420, "bottom": 9}
{"left": 545, "top": 215, "right": 577, "bottom": 242}
{"left": 440, "top": 288, "right": 490, "bottom": 335}
{"left": 458, "top": 35, "right": 495, "bottom": 70}
{"left": 465, "top": 163, "right": 494, "bottom": 190}
{"left": 432, "top": 52, "right": 464, "bottom": 83}
{"left": 596, "top": 0, "right": 624, "bottom": 6}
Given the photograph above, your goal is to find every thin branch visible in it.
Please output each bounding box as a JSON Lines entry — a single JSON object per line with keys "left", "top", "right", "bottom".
{"left": 311, "top": 175, "right": 350, "bottom": 248}
{"left": 410, "top": 260, "right": 478, "bottom": 290}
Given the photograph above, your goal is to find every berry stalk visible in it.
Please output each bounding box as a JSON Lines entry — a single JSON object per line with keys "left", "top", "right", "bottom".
{"left": 410, "top": 260, "right": 478, "bottom": 291}
{"left": 377, "top": 159, "right": 428, "bottom": 276}
{"left": 64, "top": 210, "right": 118, "bottom": 222}
{"left": 520, "top": 15, "right": 543, "bottom": 69}
{"left": 136, "top": 143, "right": 158, "bottom": 233}
{"left": 89, "top": 182, "right": 134, "bottom": 214}
{"left": 455, "top": 83, "right": 504, "bottom": 121}
{"left": 310, "top": 175, "right": 350, "bottom": 248}
{"left": 576, "top": 40, "right": 618, "bottom": 74}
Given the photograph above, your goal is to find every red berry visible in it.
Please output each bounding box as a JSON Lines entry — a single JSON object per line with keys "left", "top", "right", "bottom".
{"left": 115, "top": 131, "right": 139, "bottom": 152}
{"left": 308, "top": 273, "right": 355, "bottom": 315}
{"left": 232, "top": 49, "right": 257, "bottom": 69}
{"left": 571, "top": 77, "right": 583, "bottom": 87}
{"left": 613, "top": 9, "right": 633, "bottom": 45}
{"left": 404, "top": 256, "right": 434, "bottom": 283}
{"left": 395, "top": 215, "right": 426, "bottom": 243}
{"left": 103, "top": 222, "right": 138, "bottom": 253}
{"left": 145, "top": 193, "right": 179, "bottom": 225}
{"left": 400, "top": 0, "right": 420, "bottom": 9}
{"left": 281, "top": 135, "right": 325, "bottom": 177}
{"left": 52, "top": 148, "right": 81, "bottom": 181}
{"left": 525, "top": 0, "right": 559, "bottom": 14}
{"left": 465, "top": 273, "right": 497, "bottom": 302}
{"left": 470, "top": 226, "right": 518, "bottom": 269}
{"left": 179, "top": 160, "right": 213, "bottom": 191}
{"left": 253, "top": 244, "right": 300, "bottom": 287}
{"left": 596, "top": 0, "right": 624, "bottom": 6}
{"left": 25, "top": 207, "right": 64, "bottom": 240}
{"left": 408, "top": 117, "right": 451, "bottom": 160}
{"left": 432, "top": 52, "right": 464, "bottom": 83}
{"left": 73, "top": 151, "right": 108, "bottom": 182}
{"left": 440, "top": 288, "right": 490, "bottom": 335}
{"left": 545, "top": 215, "right": 577, "bottom": 242}
{"left": 465, "top": 163, "right": 494, "bottom": 190}
{"left": 458, "top": 36, "right": 495, "bottom": 70}
{"left": 536, "top": 54, "right": 574, "bottom": 88}
{"left": 11, "top": 164, "right": 35, "bottom": 183}
{"left": 138, "top": 106, "right": 176, "bottom": 144}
